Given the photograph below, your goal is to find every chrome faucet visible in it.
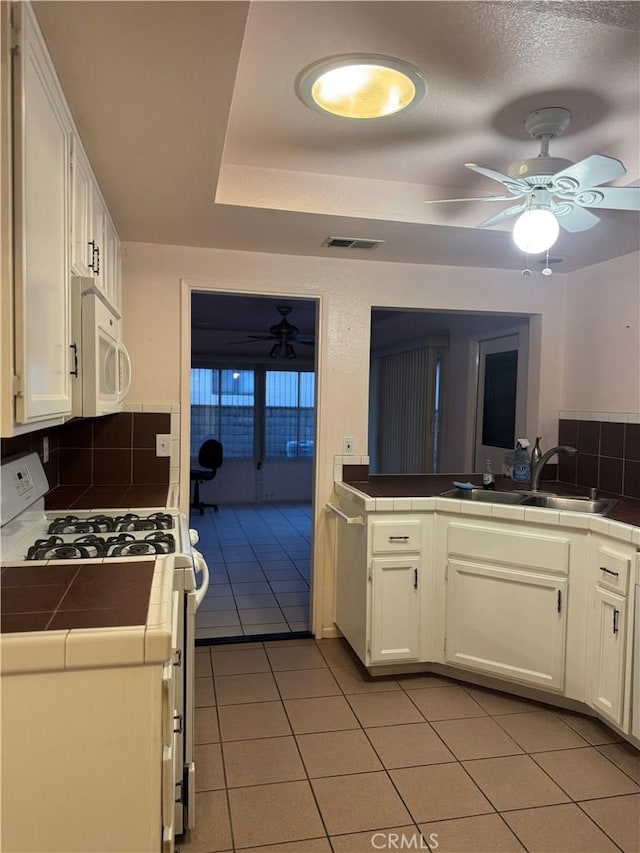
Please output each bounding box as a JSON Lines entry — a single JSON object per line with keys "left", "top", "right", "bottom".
{"left": 530, "top": 445, "right": 578, "bottom": 491}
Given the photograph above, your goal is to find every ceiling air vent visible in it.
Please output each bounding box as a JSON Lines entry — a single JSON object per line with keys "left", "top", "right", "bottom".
{"left": 323, "top": 236, "right": 385, "bottom": 250}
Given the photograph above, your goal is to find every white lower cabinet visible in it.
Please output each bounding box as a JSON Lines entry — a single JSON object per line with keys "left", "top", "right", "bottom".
{"left": 586, "top": 539, "right": 634, "bottom": 730}
{"left": 445, "top": 560, "right": 567, "bottom": 689}
{"left": 331, "top": 492, "right": 639, "bottom": 741}
{"left": 588, "top": 587, "right": 627, "bottom": 727}
{"left": 370, "top": 557, "right": 421, "bottom": 663}
{"left": 443, "top": 521, "right": 571, "bottom": 691}
{"left": 332, "top": 505, "right": 425, "bottom": 667}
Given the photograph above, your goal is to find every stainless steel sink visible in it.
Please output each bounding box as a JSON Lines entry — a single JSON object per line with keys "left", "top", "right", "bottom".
{"left": 521, "top": 494, "right": 618, "bottom": 515}
{"left": 440, "top": 488, "right": 527, "bottom": 505}
{"left": 439, "top": 488, "right": 618, "bottom": 515}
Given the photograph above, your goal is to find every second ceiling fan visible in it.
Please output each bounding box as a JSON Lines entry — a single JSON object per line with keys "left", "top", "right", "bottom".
{"left": 230, "top": 305, "right": 314, "bottom": 359}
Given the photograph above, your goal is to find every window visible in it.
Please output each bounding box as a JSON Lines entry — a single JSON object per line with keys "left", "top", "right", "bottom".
{"left": 265, "top": 370, "right": 315, "bottom": 459}
{"left": 190, "top": 367, "right": 315, "bottom": 460}
{"left": 191, "top": 368, "right": 254, "bottom": 458}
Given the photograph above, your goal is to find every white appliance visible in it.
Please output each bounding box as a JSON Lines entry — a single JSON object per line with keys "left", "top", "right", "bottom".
{"left": 0, "top": 452, "right": 208, "bottom": 841}
{"left": 71, "top": 277, "right": 131, "bottom": 417}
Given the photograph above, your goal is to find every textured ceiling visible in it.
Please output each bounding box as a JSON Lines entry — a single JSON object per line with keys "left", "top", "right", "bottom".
{"left": 33, "top": 0, "right": 640, "bottom": 280}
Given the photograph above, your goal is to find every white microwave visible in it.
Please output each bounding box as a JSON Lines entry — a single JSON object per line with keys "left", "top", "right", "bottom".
{"left": 71, "top": 277, "right": 131, "bottom": 417}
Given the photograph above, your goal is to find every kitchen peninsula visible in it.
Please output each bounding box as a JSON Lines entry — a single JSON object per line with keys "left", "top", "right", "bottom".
{"left": 330, "top": 466, "right": 640, "bottom": 746}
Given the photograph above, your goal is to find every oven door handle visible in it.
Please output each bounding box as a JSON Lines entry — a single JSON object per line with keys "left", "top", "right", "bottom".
{"left": 192, "top": 547, "right": 210, "bottom": 609}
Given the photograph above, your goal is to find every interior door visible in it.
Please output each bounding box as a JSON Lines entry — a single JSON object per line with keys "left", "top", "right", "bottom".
{"left": 474, "top": 334, "right": 527, "bottom": 473}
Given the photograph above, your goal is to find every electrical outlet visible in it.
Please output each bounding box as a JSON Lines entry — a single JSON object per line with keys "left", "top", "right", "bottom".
{"left": 343, "top": 436, "right": 354, "bottom": 455}
{"left": 156, "top": 434, "right": 171, "bottom": 457}
{"left": 42, "top": 436, "right": 49, "bottom": 463}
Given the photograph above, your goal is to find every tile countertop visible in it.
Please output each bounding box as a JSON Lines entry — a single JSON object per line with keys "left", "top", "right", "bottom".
{"left": 44, "top": 483, "right": 176, "bottom": 511}
{"left": 340, "top": 474, "right": 640, "bottom": 529}
{"left": 0, "top": 556, "right": 175, "bottom": 675}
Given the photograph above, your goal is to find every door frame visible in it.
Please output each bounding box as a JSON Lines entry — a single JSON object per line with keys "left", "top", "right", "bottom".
{"left": 179, "top": 280, "right": 321, "bottom": 634}
{"left": 472, "top": 326, "right": 529, "bottom": 473}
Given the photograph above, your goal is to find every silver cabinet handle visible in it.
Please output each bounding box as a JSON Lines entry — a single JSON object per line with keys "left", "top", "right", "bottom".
{"left": 613, "top": 609, "right": 619, "bottom": 634}
{"left": 389, "top": 535, "right": 410, "bottom": 541}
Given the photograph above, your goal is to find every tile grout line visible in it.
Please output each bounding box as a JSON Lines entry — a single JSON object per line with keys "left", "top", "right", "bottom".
{"left": 197, "top": 640, "right": 638, "bottom": 853}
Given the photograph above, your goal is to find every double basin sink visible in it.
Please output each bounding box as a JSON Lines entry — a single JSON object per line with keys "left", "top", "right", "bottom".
{"left": 440, "top": 488, "right": 618, "bottom": 516}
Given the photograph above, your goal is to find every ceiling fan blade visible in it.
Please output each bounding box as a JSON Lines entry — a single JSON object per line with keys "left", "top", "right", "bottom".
{"left": 552, "top": 155, "right": 626, "bottom": 192}
{"left": 228, "top": 335, "right": 276, "bottom": 344}
{"left": 424, "top": 194, "right": 521, "bottom": 205}
{"left": 552, "top": 202, "right": 600, "bottom": 233}
{"left": 465, "top": 163, "right": 530, "bottom": 194}
{"left": 476, "top": 202, "right": 527, "bottom": 229}
{"left": 564, "top": 185, "right": 640, "bottom": 211}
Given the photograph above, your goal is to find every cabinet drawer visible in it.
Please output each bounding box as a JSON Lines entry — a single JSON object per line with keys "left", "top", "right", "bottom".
{"left": 371, "top": 520, "right": 422, "bottom": 553}
{"left": 448, "top": 523, "right": 570, "bottom": 575}
{"left": 595, "top": 547, "right": 630, "bottom": 595}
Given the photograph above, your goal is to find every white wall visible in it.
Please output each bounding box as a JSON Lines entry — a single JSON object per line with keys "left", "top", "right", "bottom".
{"left": 123, "top": 240, "right": 571, "bottom": 637}
{"left": 561, "top": 251, "right": 640, "bottom": 417}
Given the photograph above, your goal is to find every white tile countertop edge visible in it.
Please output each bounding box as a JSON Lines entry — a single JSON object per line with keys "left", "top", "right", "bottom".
{"left": 333, "top": 482, "right": 640, "bottom": 544}
{"left": 1, "top": 556, "right": 174, "bottom": 676}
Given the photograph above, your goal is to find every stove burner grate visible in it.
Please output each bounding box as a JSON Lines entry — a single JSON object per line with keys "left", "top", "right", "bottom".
{"left": 106, "top": 532, "right": 175, "bottom": 557}
{"left": 26, "top": 536, "right": 99, "bottom": 561}
{"left": 25, "top": 530, "right": 176, "bottom": 560}
{"left": 47, "top": 512, "right": 175, "bottom": 536}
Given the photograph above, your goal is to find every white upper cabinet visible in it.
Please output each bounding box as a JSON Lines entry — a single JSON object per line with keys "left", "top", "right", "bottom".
{"left": 70, "top": 137, "right": 92, "bottom": 277}
{"left": 102, "top": 210, "right": 121, "bottom": 314}
{"left": 12, "top": 1, "right": 73, "bottom": 425}
{"left": 71, "top": 137, "right": 121, "bottom": 315}
{"left": 4, "top": 1, "right": 123, "bottom": 435}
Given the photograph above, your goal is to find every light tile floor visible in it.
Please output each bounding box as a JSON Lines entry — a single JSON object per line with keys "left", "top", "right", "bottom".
{"left": 190, "top": 503, "right": 312, "bottom": 640}
{"left": 180, "top": 637, "right": 640, "bottom": 853}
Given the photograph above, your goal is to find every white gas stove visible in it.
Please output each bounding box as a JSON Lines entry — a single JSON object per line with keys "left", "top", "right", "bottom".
{"left": 1, "top": 452, "right": 191, "bottom": 564}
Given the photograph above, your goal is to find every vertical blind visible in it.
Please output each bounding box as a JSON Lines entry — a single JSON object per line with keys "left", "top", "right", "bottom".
{"left": 376, "top": 347, "right": 439, "bottom": 474}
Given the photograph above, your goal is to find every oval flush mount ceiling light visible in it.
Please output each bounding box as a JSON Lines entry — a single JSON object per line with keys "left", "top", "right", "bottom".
{"left": 296, "top": 54, "right": 426, "bottom": 119}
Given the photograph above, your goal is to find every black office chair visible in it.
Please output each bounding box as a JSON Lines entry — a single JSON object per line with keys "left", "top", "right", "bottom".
{"left": 190, "top": 439, "right": 223, "bottom": 514}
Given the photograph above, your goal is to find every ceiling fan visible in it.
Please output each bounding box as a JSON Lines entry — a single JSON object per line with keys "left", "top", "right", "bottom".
{"left": 425, "top": 107, "right": 640, "bottom": 252}
{"left": 230, "top": 305, "right": 314, "bottom": 359}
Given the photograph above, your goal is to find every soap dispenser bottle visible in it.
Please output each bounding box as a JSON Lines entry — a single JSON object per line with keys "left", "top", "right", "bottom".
{"left": 482, "top": 458, "right": 495, "bottom": 490}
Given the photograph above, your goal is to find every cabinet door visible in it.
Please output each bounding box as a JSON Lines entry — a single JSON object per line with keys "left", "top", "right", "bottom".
{"left": 103, "top": 214, "right": 121, "bottom": 314}
{"left": 70, "top": 139, "right": 92, "bottom": 275}
{"left": 588, "top": 587, "right": 627, "bottom": 727}
{"left": 13, "top": 2, "right": 73, "bottom": 423}
{"left": 370, "top": 557, "right": 420, "bottom": 663}
{"left": 446, "top": 560, "right": 567, "bottom": 690}
{"left": 88, "top": 188, "right": 106, "bottom": 292}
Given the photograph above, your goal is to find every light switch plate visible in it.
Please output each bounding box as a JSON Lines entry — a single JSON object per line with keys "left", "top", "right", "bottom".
{"left": 156, "top": 434, "right": 171, "bottom": 457}
{"left": 343, "top": 436, "right": 354, "bottom": 455}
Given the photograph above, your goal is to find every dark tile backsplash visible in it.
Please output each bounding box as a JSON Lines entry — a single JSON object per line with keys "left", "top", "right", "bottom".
{"left": 558, "top": 418, "right": 640, "bottom": 499}
{"left": 1, "top": 412, "right": 171, "bottom": 489}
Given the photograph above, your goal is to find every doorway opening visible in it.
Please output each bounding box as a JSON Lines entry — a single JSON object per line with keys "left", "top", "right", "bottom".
{"left": 189, "top": 292, "right": 317, "bottom": 643}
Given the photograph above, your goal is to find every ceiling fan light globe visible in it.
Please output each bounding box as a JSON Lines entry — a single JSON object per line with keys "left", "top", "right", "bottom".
{"left": 512, "top": 209, "right": 559, "bottom": 254}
